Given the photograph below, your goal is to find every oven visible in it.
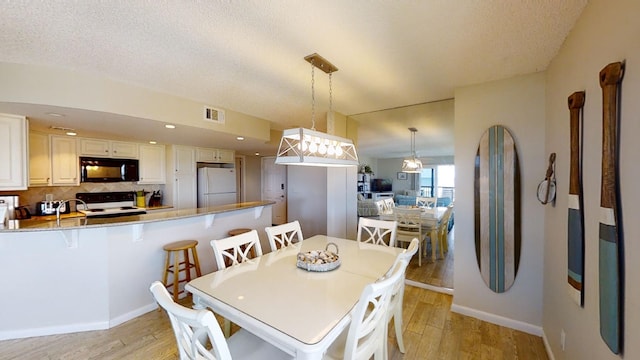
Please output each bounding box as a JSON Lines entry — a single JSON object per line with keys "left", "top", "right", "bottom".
{"left": 75, "top": 192, "right": 147, "bottom": 218}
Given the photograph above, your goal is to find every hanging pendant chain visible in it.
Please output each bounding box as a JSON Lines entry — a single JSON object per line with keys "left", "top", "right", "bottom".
{"left": 329, "top": 72, "right": 333, "bottom": 114}
{"left": 310, "top": 61, "right": 316, "bottom": 131}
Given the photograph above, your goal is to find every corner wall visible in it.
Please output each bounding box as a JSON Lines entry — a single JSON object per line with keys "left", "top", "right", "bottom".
{"left": 543, "top": 0, "right": 640, "bottom": 358}
{"left": 453, "top": 72, "right": 546, "bottom": 332}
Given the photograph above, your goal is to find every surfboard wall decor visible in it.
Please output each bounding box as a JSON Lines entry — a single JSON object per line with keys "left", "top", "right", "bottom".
{"left": 567, "top": 91, "right": 586, "bottom": 307}
{"left": 598, "top": 61, "right": 624, "bottom": 354}
{"left": 474, "top": 125, "right": 521, "bottom": 293}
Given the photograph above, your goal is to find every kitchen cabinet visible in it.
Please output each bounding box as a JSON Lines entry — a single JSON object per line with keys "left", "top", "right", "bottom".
{"left": 166, "top": 145, "right": 197, "bottom": 209}
{"left": 29, "top": 131, "right": 52, "bottom": 186}
{"left": 51, "top": 135, "right": 79, "bottom": 185}
{"left": 196, "top": 147, "right": 235, "bottom": 164}
{"left": 138, "top": 144, "right": 166, "bottom": 184}
{"left": 79, "top": 138, "right": 138, "bottom": 158}
{"left": 0, "top": 114, "right": 28, "bottom": 190}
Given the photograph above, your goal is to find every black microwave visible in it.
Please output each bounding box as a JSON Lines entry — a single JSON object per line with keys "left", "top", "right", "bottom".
{"left": 80, "top": 157, "right": 139, "bottom": 182}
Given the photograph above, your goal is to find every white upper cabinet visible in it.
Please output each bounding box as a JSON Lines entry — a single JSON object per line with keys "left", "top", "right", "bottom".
{"left": 196, "top": 147, "right": 235, "bottom": 164}
{"left": 0, "top": 114, "right": 28, "bottom": 190}
{"left": 138, "top": 144, "right": 166, "bottom": 184}
{"left": 79, "top": 138, "right": 138, "bottom": 158}
{"left": 50, "top": 135, "right": 79, "bottom": 186}
{"left": 29, "top": 131, "right": 51, "bottom": 187}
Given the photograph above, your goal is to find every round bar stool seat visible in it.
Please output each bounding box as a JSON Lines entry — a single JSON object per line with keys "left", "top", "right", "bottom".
{"left": 162, "top": 240, "right": 202, "bottom": 301}
{"left": 228, "top": 228, "right": 252, "bottom": 236}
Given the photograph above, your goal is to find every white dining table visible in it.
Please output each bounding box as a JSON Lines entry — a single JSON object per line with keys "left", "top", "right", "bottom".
{"left": 380, "top": 206, "right": 448, "bottom": 261}
{"left": 186, "top": 235, "right": 402, "bottom": 360}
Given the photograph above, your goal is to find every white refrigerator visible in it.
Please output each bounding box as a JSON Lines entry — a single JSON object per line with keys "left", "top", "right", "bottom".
{"left": 197, "top": 167, "right": 237, "bottom": 207}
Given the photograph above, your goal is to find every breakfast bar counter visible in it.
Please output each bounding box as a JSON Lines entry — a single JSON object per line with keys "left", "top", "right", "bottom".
{"left": 3, "top": 201, "right": 273, "bottom": 231}
{"left": 0, "top": 201, "right": 274, "bottom": 341}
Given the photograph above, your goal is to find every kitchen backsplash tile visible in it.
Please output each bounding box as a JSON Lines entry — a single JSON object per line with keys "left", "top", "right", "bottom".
{"left": 0, "top": 183, "right": 164, "bottom": 212}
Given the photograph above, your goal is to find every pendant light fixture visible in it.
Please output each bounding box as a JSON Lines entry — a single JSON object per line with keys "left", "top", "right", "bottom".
{"left": 401, "top": 127, "right": 423, "bottom": 173}
{"left": 275, "top": 53, "right": 358, "bottom": 167}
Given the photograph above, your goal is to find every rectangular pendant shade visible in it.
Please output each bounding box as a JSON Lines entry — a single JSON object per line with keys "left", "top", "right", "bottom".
{"left": 275, "top": 128, "right": 359, "bottom": 167}
{"left": 402, "top": 158, "right": 423, "bottom": 173}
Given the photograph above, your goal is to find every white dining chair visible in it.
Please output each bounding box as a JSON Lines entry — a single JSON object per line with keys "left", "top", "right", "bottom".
{"left": 149, "top": 281, "right": 292, "bottom": 360}
{"left": 385, "top": 238, "right": 419, "bottom": 354}
{"left": 210, "top": 229, "right": 263, "bottom": 337}
{"left": 210, "top": 229, "right": 263, "bottom": 270}
{"left": 393, "top": 207, "right": 427, "bottom": 266}
{"left": 323, "top": 257, "right": 407, "bottom": 360}
{"left": 416, "top": 196, "right": 436, "bottom": 208}
{"left": 356, "top": 217, "right": 397, "bottom": 247}
{"left": 265, "top": 220, "right": 304, "bottom": 252}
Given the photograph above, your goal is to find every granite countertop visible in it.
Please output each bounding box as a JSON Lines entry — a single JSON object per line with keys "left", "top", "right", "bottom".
{"left": 2, "top": 201, "right": 274, "bottom": 232}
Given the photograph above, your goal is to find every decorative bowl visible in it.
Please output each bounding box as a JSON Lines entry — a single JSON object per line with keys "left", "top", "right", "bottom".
{"left": 296, "top": 242, "right": 340, "bottom": 272}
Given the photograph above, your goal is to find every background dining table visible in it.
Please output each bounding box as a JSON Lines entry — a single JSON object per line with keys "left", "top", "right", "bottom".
{"left": 380, "top": 206, "right": 449, "bottom": 261}
{"left": 186, "top": 234, "right": 402, "bottom": 360}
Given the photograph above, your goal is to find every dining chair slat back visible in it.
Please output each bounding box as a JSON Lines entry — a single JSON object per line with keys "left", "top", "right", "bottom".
{"left": 356, "top": 218, "right": 397, "bottom": 247}
{"left": 265, "top": 220, "right": 304, "bottom": 252}
{"left": 324, "top": 258, "right": 407, "bottom": 360}
{"left": 385, "top": 238, "right": 419, "bottom": 354}
{"left": 416, "top": 196, "right": 436, "bottom": 208}
{"left": 393, "top": 207, "right": 426, "bottom": 267}
{"left": 210, "top": 229, "right": 263, "bottom": 270}
{"left": 149, "top": 281, "right": 292, "bottom": 360}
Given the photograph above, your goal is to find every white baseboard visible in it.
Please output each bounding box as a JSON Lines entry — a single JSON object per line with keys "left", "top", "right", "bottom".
{"left": 0, "top": 303, "right": 158, "bottom": 341}
{"left": 450, "top": 303, "right": 543, "bottom": 336}
{"left": 110, "top": 303, "right": 158, "bottom": 328}
{"left": 542, "top": 330, "right": 556, "bottom": 360}
{"left": 405, "top": 279, "right": 454, "bottom": 295}
{"left": 0, "top": 321, "right": 109, "bottom": 341}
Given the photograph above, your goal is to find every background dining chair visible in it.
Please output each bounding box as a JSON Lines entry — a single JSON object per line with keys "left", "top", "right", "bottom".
{"left": 210, "top": 229, "right": 263, "bottom": 337}
{"left": 149, "top": 281, "right": 292, "bottom": 360}
{"left": 381, "top": 198, "right": 395, "bottom": 214}
{"left": 210, "top": 229, "right": 263, "bottom": 270}
{"left": 393, "top": 207, "right": 427, "bottom": 266}
{"left": 435, "top": 205, "right": 454, "bottom": 258}
{"left": 385, "top": 238, "right": 419, "bottom": 354}
{"left": 356, "top": 217, "right": 397, "bottom": 247}
{"left": 323, "top": 257, "right": 407, "bottom": 360}
{"left": 265, "top": 220, "right": 304, "bottom": 252}
{"left": 416, "top": 196, "right": 436, "bottom": 208}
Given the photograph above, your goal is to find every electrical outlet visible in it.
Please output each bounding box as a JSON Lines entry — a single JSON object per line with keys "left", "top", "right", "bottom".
{"left": 560, "top": 329, "right": 566, "bottom": 351}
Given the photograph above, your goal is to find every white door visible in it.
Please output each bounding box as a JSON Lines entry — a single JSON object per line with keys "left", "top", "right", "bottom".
{"left": 262, "top": 157, "right": 287, "bottom": 225}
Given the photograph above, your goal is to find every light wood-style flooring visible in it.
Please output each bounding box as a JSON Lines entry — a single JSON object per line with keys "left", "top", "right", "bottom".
{"left": 405, "top": 227, "right": 455, "bottom": 289}
{"left": 0, "top": 285, "right": 547, "bottom": 360}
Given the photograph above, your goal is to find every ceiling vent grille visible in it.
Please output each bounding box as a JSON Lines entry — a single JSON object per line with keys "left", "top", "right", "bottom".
{"left": 204, "top": 106, "right": 225, "bottom": 124}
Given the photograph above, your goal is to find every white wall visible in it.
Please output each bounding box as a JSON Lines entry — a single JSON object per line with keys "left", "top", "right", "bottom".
{"left": 453, "top": 72, "right": 546, "bottom": 333}
{"left": 543, "top": 0, "right": 640, "bottom": 358}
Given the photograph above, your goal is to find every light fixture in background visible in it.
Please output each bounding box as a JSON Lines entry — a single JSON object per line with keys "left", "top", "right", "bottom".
{"left": 50, "top": 126, "right": 77, "bottom": 136}
{"left": 236, "top": 136, "right": 245, "bottom": 141}
{"left": 149, "top": 141, "right": 157, "bottom": 144}
{"left": 46, "top": 112, "right": 65, "bottom": 117}
{"left": 165, "top": 124, "right": 176, "bottom": 129}
{"left": 401, "top": 127, "right": 423, "bottom": 173}
{"left": 275, "top": 53, "right": 358, "bottom": 167}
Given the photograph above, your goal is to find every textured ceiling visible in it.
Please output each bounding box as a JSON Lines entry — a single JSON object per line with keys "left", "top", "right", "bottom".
{"left": 0, "top": 1, "right": 587, "bottom": 158}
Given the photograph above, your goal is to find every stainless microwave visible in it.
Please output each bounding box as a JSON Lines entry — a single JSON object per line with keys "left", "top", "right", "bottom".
{"left": 80, "top": 157, "right": 139, "bottom": 182}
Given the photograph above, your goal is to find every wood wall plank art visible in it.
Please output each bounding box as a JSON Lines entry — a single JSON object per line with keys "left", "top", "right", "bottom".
{"left": 567, "top": 91, "right": 586, "bottom": 307}
{"left": 474, "top": 125, "right": 521, "bottom": 293}
{"left": 598, "top": 61, "right": 624, "bottom": 354}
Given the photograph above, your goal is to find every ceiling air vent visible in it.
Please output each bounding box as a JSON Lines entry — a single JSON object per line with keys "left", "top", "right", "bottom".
{"left": 204, "top": 106, "right": 225, "bottom": 124}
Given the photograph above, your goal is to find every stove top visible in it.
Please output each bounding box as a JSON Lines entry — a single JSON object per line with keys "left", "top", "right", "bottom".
{"left": 76, "top": 192, "right": 146, "bottom": 217}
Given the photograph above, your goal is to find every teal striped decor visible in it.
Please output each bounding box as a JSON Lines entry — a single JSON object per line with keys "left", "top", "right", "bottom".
{"left": 475, "top": 125, "right": 520, "bottom": 293}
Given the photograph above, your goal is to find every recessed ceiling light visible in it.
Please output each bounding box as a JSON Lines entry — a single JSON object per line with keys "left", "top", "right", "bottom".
{"left": 149, "top": 141, "right": 157, "bottom": 144}
{"left": 66, "top": 131, "right": 77, "bottom": 136}
{"left": 255, "top": 152, "right": 260, "bottom": 156}
{"left": 236, "top": 136, "right": 245, "bottom": 141}
{"left": 165, "top": 124, "right": 176, "bottom": 129}
{"left": 46, "top": 112, "right": 65, "bottom": 117}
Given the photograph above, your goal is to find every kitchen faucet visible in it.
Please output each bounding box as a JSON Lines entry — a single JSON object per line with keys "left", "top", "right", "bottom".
{"left": 56, "top": 199, "right": 88, "bottom": 226}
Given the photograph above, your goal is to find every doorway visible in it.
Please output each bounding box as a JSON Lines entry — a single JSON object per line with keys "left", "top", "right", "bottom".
{"left": 261, "top": 156, "right": 287, "bottom": 225}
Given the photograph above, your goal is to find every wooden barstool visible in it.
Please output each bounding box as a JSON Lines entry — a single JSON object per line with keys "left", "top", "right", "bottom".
{"left": 162, "top": 240, "right": 202, "bottom": 301}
